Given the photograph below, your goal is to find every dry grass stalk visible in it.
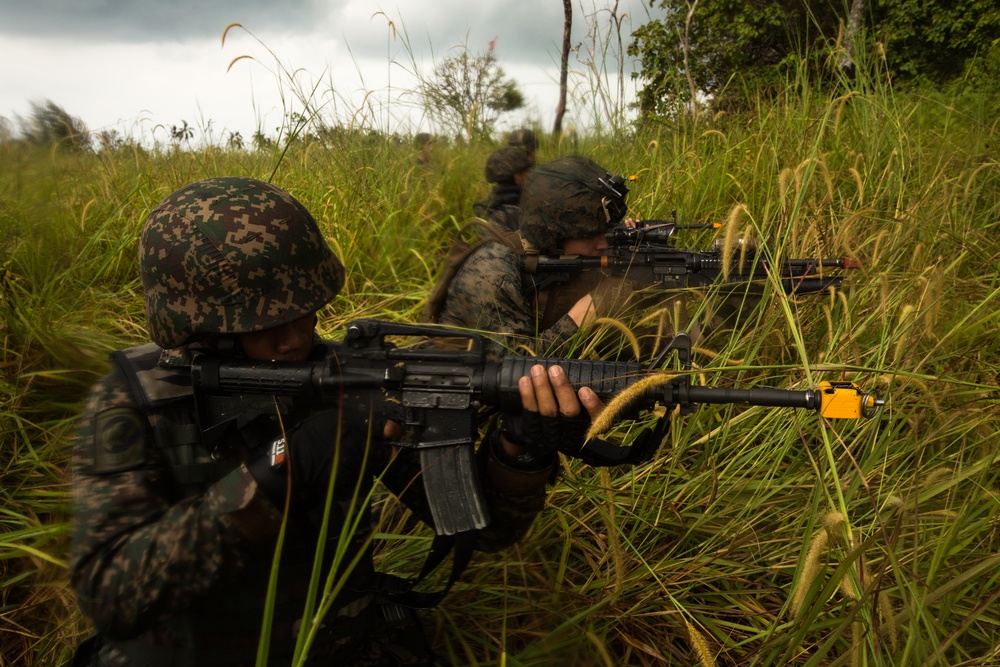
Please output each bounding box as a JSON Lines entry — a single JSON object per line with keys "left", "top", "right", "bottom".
{"left": 849, "top": 621, "right": 862, "bottom": 667}
{"left": 964, "top": 161, "right": 998, "bottom": 197}
{"left": 688, "top": 346, "right": 744, "bottom": 365}
{"left": 831, "top": 207, "right": 873, "bottom": 256}
{"left": 634, "top": 307, "right": 670, "bottom": 359}
{"left": 586, "top": 372, "right": 677, "bottom": 439}
{"left": 832, "top": 91, "right": 860, "bottom": 135}
{"left": 891, "top": 304, "right": 916, "bottom": 365}
{"left": 879, "top": 588, "right": 898, "bottom": 652}
{"left": 790, "top": 511, "right": 846, "bottom": 617}
{"left": 581, "top": 317, "right": 641, "bottom": 360}
{"left": 599, "top": 467, "right": 625, "bottom": 593}
{"left": 848, "top": 167, "right": 865, "bottom": 206}
{"left": 686, "top": 621, "right": 716, "bottom": 667}
{"left": 720, "top": 204, "right": 746, "bottom": 281}
{"left": 879, "top": 273, "right": 891, "bottom": 321}
{"left": 700, "top": 129, "right": 728, "bottom": 144}
{"left": 817, "top": 154, "right": 835, "bottom": 205}
{"left": 779, "top": 166, "right": 794, "bottom": 220}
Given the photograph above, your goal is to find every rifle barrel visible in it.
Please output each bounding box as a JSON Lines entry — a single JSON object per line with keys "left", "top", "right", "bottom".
{"left": 484, "top": 356, "right": 821, "bottom": 414}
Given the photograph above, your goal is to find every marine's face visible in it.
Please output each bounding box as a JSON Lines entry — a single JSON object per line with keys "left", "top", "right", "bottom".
{"left": 558, "top": 233, "right": 609, "bottom": 257}
{"left": 238, "top": 314, "right": 317, "bottom": 362}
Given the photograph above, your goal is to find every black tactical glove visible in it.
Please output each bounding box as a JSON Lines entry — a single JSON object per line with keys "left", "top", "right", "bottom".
{"left": 499, "top": 407, "right": 591, "bottom": 471}
{"left": 248, "top": 409, "right": 383, "bottom": 510}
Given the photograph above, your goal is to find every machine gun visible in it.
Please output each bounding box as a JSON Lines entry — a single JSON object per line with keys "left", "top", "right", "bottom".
{"left": 190, "top": 319, "right": 883, "bottom": 537}
{"left": 521, "top": 215, "right": 861, "bottom": 296}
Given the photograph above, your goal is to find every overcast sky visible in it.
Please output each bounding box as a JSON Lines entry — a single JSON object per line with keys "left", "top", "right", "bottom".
{"left": 0, "top": 0, "right": 665, "bottom": 145}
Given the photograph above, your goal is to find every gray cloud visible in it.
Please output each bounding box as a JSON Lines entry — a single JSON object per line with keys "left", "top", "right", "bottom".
{"left": 0, "top": 0, "right": 328, "bottom": 41}
{"left": 332, "top": 2, "right": 650, "bottom": 73}
{"left": 325, "top": 3, "right": 564, "bottom": 65}
{"left": 0, "top": 0, "right": 662, "bottom": 140}
{"left": 1, "top": 0, "right": 654, "bottom": 71}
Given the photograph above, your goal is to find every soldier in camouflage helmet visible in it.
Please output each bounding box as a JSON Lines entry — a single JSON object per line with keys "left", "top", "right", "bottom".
{"left": 414, "top": 132, "right": 434, "bottom": 166}
{"left": 430, "top": 155, "right": 633, "bottom": 358}
{"left": 507, "top": 128, "right": 538, "bottom": 165}
{"left": 70, "top": 177, "right": 603, "bottom": 666}
{"left": 472, "top": 146, "right": 533, "bottom": 232}
{"left": 138, "top": 178, "right": 345, "bottom": 349}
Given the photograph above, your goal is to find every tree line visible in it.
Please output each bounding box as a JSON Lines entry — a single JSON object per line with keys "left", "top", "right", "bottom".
{"left": 628, "top": 0, "right": 1000, "bottom": 116}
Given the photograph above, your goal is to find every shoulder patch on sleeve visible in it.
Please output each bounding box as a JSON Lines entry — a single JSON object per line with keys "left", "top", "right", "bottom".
{"left": 93, "top": 407, "right": 147, "bottom": 473}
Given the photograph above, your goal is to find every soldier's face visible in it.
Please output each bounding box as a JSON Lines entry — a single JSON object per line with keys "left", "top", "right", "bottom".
{"left": 559, "top": 233, "right": 609, "bottom": 257}
{"left": 238, "top": 314, "right": 317, "bottom": 362}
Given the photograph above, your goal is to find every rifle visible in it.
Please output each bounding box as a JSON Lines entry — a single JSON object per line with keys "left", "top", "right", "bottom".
{"left": 521, "top": 215, "right": 861, "bottom": 296}
{"left": 190, "top": 319, "right": 883, "bottom": 537}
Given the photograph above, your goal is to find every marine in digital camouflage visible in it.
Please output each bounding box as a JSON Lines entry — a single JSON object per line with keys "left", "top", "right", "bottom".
{"left": 436, "top": 240, "right": 582, "bottom": 359}
{"left": 484, "top": 146, "right": 532, "bottom": 185}
{"left": 72, "top": 177, "right": 553, "bottom": 666}
{"left": 506, "top": 128, "right": 538, "bottom": 164}
{"left": 140, "top": 177, "right": 345, "bottom": 349}
{"left": 71, "top": 351, "right": 432, "bottom": 666}
{"left": 437, "top": 155, "right": 629, "bottom": 358}
{"left": 472, "top": 146, "right": 533, "bottom": 233}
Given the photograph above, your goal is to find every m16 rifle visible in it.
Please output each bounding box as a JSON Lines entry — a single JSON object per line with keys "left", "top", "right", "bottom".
{"left": 521, "top": 214, "right": 861, "bottom": 296}
{"left": 190, "top": 319, "right": 883, "bottom": 537}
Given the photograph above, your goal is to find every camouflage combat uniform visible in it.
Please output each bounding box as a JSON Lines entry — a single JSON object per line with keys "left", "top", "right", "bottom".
{"left": 433, "top": 155, "right": 628, "bottom": 359}
{"left": 71, "top": 346, "right": 552, "bottom": 666}
{"left": 472, "top": 146, "right": 533, "bottom": 233}
{"left": 506, "top": 128, "right": 538, "bottom": 165}
{"left": 70, "top": 178, "right": 555, "bottom": 667}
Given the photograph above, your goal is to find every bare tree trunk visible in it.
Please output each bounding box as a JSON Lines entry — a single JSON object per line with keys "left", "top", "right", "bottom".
{"left": 839, "top": 0, "right": 867, "bottom": 73}
{"left": 554, "top": 0, "right": 572, "bottom": 134}
{"left": 683, "top": 0, "right": 700, "bottom": 120}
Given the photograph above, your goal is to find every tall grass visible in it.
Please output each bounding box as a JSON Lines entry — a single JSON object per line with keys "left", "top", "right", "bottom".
{"left": 2, "top": 52, "right": 999, "bottom": 666}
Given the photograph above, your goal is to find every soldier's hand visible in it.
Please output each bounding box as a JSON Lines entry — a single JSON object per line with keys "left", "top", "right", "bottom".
{"left": 518, "top": 363, "right": 603, "bottom": 422}
{"left": 499, "top": 365, "right": 605, "bottom": 469}
{"left": 249, "top": 409, "right": 388, "bottom": 510}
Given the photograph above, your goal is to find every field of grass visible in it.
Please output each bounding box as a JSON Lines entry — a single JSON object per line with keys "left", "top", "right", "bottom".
{"left": 2, "top": 71, "right": 999, "bottom": 665}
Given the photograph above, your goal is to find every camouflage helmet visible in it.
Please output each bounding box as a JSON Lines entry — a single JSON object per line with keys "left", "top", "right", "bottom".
{"left": 518, "top": 155, "right": 629, "bottom": 251}
{"left": 507, "top": 128, "right": 539, "bottom": 154}
{"left": 484, "top": 146, "right": 532, "bottom": 184}
{"left": 139, "top": 177, "right": 345, "bottom": 349}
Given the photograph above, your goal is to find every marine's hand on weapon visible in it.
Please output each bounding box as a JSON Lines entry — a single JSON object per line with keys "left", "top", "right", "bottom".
{"left": 247, "top": 408, "right": 384, "bottom": 510}
{"left": 498, "top": 365, "right": 605, "bottom": 470}
{"left": 247, "top": 407, "right": 400, "bottom": 511}
{"left": 194, "top": 319, "right": 885, "bottom": 532}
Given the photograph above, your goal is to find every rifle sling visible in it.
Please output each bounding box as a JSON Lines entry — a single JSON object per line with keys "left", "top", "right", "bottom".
{"left": 372, "top": 531, "right": 477, "bottom": 609}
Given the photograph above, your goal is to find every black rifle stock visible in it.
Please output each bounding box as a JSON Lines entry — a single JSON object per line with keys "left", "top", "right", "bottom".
{"left": 522, "top": 217, "right": 860, "bottom": 296}
{"left": 190, "top": 319, "right": 882, "bottom": 536}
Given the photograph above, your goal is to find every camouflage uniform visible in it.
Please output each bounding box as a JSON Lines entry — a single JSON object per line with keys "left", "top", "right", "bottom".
{"left": 472, "top": 146, "right": 533, "bottom": 233}
{"left": 71, "top": 178, "right": 554, "bottom": 666}
{"left": 434, "top": 156, "right": 629, "bottom": 359}
{"left": 414, "top": 133, "right": 434, "bottom": 166}
{"left": 506, "top": 128, "right": 538, "bottom": 165}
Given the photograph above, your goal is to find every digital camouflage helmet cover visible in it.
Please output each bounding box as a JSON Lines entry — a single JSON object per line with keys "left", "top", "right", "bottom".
{"left": 484, "top": 146, "right": 533, "bottom": 184}
{"left": 507, "top": 128, "right": 539, "bottom": 154}
{"left": 139, "top": 177, "right": 345, "bottom": 349}
{"left": 518, "top": 155, "right": 629, "bottom": 251}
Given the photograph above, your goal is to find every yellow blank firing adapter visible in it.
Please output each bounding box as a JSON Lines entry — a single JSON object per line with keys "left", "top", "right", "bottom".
{"left": 818, "top": 381, "right": 885, "bottom": 419}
